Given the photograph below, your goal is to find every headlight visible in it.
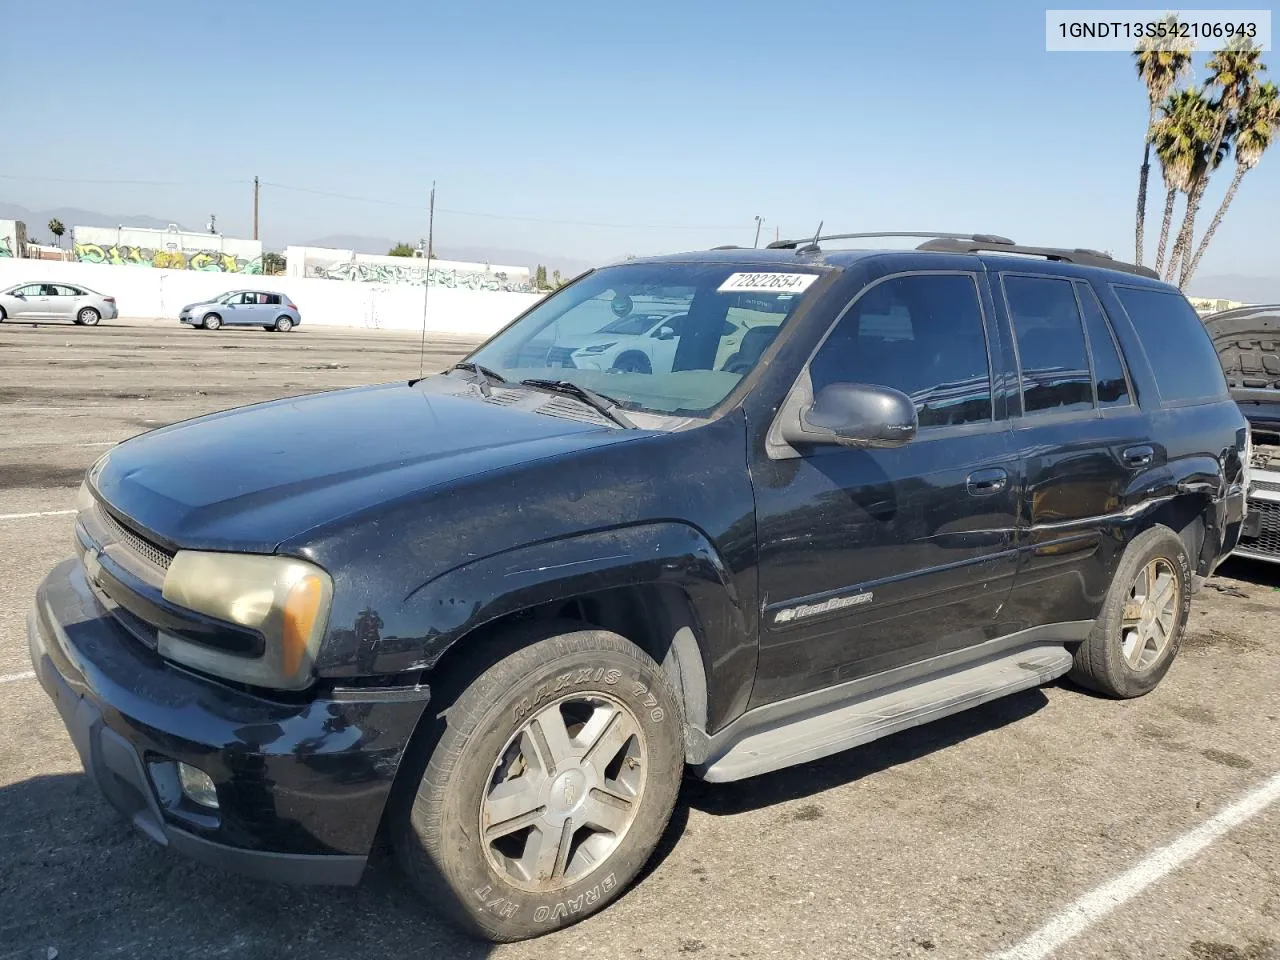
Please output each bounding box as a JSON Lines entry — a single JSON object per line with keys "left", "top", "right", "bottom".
{"left": 75, "top": 479, "right": 95, "bottom": 514}
{"left": 578, "top": 341, "right": 617, "bottom": 354}
{"left": 160, "top": 551, "right": 333, "bottom": 690}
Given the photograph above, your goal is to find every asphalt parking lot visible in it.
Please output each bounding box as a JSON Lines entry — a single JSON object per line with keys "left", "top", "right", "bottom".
{"left": 1, "top": 318, "right": 1278, "bottom": 960}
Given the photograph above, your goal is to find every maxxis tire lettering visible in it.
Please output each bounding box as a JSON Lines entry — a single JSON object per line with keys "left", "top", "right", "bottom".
{"left": 512, "top": 666, "right": 623, "bottom": 722}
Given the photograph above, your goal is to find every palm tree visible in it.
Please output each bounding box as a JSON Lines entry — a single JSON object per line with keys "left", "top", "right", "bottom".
{"left": 1169, "top": 37, "right": 1266, "bottom": 285}
{"left": 1133, "top": 17, "right": 1192, "bottom": 265}
{"left": 1152, "top": 89, "right": 1215, "bottom": 276}
{"left": 1184, "top": 81, "right": 1280, "bottom": 285}
{"left": 47, "top": 218, "right": 65, "bottom": 249}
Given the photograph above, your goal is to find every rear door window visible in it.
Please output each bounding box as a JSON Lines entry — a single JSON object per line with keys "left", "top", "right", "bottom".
{"left": 1076, "top": 284, "right": 1132, "bottom": 408}
{"left": 1002, "top": 275, "right": 1094, "bottom": 417}
{"left": 1112, "top": 286, "right": 1229, "bottom": 404}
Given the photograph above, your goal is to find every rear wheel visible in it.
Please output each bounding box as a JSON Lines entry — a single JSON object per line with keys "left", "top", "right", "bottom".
{"left": 274, "top": 316, "right": 294, "bottom": 333}
{"left": 202, "top": 313, "right": 222, "bottom": 330}
{"left": 1069, "top": 525, "right": 1191, "bottom": 698}
{"left": 0, "top": 306, "right": 6, "bottom": 322}
{"left": 392, "top": 624, "right": 683, "bottom": 941}
{"left": 75, "top": 307, "right": 100, "bottom": 326}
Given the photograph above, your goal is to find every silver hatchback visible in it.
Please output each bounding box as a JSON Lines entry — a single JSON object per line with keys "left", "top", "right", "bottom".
{"left": 179, "top": 290, "right": 302, "bottom": 332}
{"left": 0, "top": 282, "right": 119, "bottom": 325}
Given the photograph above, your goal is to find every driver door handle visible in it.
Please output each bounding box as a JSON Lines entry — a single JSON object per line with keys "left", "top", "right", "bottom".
{"left": 966, "top": 467, "right": 1009, "bottom": 497}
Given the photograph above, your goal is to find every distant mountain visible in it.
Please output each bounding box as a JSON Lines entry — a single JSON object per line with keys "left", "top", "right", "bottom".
{"left": 1, "top": 200, "right": 594, "bottom": 275}
{"left": 0, "top": 202, "right": 188, "bottom": 234}
{"left": 1189, "top": 274, "right": 1280, "bottom": 305}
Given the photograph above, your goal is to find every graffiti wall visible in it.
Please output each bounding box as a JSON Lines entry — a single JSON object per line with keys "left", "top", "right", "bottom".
{"left": 74, "top": 243, "right": 263, "bottom": 274}
{"left": 307, "top": 259, "right": 533, "bottom": 292}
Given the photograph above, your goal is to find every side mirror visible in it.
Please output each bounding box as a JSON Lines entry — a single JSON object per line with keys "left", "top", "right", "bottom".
{"left": 656, "top": 326, "right": 675, "bottom": 340}
{"left": 782, "top": 382, "right": 917, "bottom": 449}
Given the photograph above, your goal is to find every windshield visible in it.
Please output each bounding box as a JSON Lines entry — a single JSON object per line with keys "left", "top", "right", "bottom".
{"left": 465, "top": 262, "right": 824, "bottom": 415}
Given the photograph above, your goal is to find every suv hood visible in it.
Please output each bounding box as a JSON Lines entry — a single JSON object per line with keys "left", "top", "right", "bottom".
{"left": 1205, "top": 305, "right": 1280, "bottom": 395}
{"left": 90, "top": 379, "right": 638, "bottom": 553}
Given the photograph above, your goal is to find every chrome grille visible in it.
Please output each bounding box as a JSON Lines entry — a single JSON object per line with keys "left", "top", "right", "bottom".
{"left": 1240, "top": 499, "right": 1280, "bottom": 559}
{"left": 95, "top": 504, "right": 173, "bottom": 570}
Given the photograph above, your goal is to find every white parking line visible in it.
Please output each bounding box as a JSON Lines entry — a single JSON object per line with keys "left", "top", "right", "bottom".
{"left": 0, "top": 509, "right": 76, "bottom": 521}
{"left": 0, "top": 671, "right": 36, "bottom": 684}
{"left": 989, "top": 769, "right": 1280, "bottom": 960}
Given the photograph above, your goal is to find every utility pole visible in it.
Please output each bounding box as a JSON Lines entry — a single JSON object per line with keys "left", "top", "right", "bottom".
{"left": 418, "top": 181, "right": 437, "bottom": 376}
{"left": 427, "top": 183, "right": 435, "bottom": 259}
{"left": 753, "top": 215, "right": 764, "bottom": 249}
{"left": 252, "top": 176, "right": 260, "bottom": 240}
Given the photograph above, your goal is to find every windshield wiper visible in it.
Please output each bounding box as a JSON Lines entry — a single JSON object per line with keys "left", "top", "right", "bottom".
{"left": 450, "top": 361, "right": 506, "bottom": 383}
{"left": 518, "top": 379, "right": 637, "bottom": 429}
{"left": 445, "top": 361, "right": 507, "bottom": 395}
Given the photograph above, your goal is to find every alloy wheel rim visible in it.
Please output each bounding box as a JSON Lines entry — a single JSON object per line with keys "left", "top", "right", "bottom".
{"left": 1120, "top": 557, "right": 1179, "bottom": 670}
{"left": 480, "top": 692, "right": 646, "bottom": 892}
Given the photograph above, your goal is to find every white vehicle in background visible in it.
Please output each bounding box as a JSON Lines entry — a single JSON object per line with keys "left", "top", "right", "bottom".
{"left": 545, "top": 306, "right": 694, "bottom": 374}
{"left": 544, "top": 296, "right": 773, "bottom": 375}
{"left": 0, "top": 282, "right": 119, "bottom": 325}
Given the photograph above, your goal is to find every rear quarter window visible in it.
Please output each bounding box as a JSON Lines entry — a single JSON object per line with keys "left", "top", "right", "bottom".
{"left": 1111, "top": 286, "right": 1229, "bottom": 404}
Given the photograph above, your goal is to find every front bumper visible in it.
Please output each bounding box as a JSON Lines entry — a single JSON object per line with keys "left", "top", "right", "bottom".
{"left": 28, "top": 557, "right": 431, "bottom": 885}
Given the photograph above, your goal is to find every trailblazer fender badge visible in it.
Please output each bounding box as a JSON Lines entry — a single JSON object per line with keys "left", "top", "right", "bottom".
{"left": 774, "top": 591, "right": 873, "bottom": 625}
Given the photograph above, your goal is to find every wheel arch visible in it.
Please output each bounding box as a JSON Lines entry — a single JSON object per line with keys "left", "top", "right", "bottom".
{"left": 324, "top": 523, "right": 747, "bottom": 754}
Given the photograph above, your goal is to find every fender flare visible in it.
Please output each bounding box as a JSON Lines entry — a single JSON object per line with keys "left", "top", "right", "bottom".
{"left": 323, "top": 523, "right": 749, "bottom": 733}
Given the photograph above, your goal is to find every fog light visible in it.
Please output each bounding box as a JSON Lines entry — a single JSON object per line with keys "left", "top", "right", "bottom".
{"left": 178, "top": 762, "right": 219, "bottom": 809}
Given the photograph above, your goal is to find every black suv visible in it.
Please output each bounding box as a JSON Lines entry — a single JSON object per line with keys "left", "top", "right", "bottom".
{"left": 29, "top": 233, "right": 1248, "bottom": 941}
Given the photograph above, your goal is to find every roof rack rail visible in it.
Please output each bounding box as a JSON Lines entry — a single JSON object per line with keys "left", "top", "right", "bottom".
{"left": 915, "top": 238, "right": 1159, "bottom": 279}
{"left": 766, "top": 231, "right": 1014, "bottom": 251}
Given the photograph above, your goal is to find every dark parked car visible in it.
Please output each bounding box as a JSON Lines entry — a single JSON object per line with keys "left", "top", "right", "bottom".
{"left": 29, "top": 233, "right": 1247, "bottom": 941}
{"left": 1205, "top": 303, "right": 1280, "bottom": 562}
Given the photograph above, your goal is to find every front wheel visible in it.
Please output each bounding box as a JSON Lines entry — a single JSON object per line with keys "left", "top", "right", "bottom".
{"left": 1069, "top": 524, "right": 1191, "bottom": 698}
{"left": 202, "top": 313, "right": 222, "bottom": 330}
{"left": 392, "top": 624, "right": 683, "bottom": 941}
{"left": 76, "top": 307, "right": 100, "bottom": 326}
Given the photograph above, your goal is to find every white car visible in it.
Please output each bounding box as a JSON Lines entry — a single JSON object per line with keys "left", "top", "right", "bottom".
{"left": 547, "top": 311, "right": 749, "bottom": 374}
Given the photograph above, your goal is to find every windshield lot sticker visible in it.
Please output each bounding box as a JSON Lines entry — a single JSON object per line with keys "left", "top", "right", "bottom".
{"left": 717, "top": 272, "right": 818, "bottom": 294}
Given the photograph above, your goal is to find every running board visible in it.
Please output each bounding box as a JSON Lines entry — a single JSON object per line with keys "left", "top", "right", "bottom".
{"left": 696, "top": 643, "right": 1074, "bottom": 782}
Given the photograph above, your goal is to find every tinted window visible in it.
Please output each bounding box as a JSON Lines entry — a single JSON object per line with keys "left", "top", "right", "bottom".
{"left": 1003, "top": 275, "right": 1093, "bottom": 416}
{"left": 54, "top": 285, "right": 81, "bottom": 296}
{"left": 1077, "top": 284, "right": 1131, "bottom": 408}
{"left": 1112, "top": 286, "right": 1229, "bottom": 403}
{"left": 13, "top": 284, "right": 42, "bottom": 296}
{"left": 810, "top": 274, "right": 992, "bottom": 428}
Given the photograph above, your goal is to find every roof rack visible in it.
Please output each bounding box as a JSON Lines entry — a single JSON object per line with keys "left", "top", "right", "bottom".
{"left": 915, "top": 238, "right": 1159, "bottom": 279}
{"left": 763, "top": 231, "right": 1158, "bottom": 280}
{"left": 766, "top": 231, "right": 1014, "bottom": 251}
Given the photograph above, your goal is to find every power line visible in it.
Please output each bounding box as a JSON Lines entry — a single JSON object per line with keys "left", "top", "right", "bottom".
{"left": 258, "top": 180, "right": 744, "bottom": 230}
{"left": 0, "top": 173, "right": 247, "bottom": 186}
{"left": 1, "top": 171, "right": 748, "bottom": 232}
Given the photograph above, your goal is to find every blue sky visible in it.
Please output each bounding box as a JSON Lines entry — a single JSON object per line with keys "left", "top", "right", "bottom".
{"left": 1, "top": 0, "right": 1276, "bottom": 280}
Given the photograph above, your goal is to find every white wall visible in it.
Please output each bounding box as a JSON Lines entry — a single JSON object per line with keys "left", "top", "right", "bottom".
{"left": 73, "top": 224, "right": 263, "bottom": 262}
{"left": 0, "top": 259, "right": 543, "bottom": 336}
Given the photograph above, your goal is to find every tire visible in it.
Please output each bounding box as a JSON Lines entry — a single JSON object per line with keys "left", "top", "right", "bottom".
{"left": 392, "top": 623, "right": 684, "bottom": 941}
{"left": 610, "top": 352, "right": 651, "bottom": 375}
{"left": 76, "top": 307, "right": 100, "bottom": 326}
{"left": 1069, "top": 524, "right": 1192, "bottom": 698}
{"left": 274, "top": 316, "right": 294, "bottom": 333}
{"left": 0, "top": 306, "right": 6, "bottom": 322}
{"left": 202, "top": 313, "right": 222, "bottom": 331}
